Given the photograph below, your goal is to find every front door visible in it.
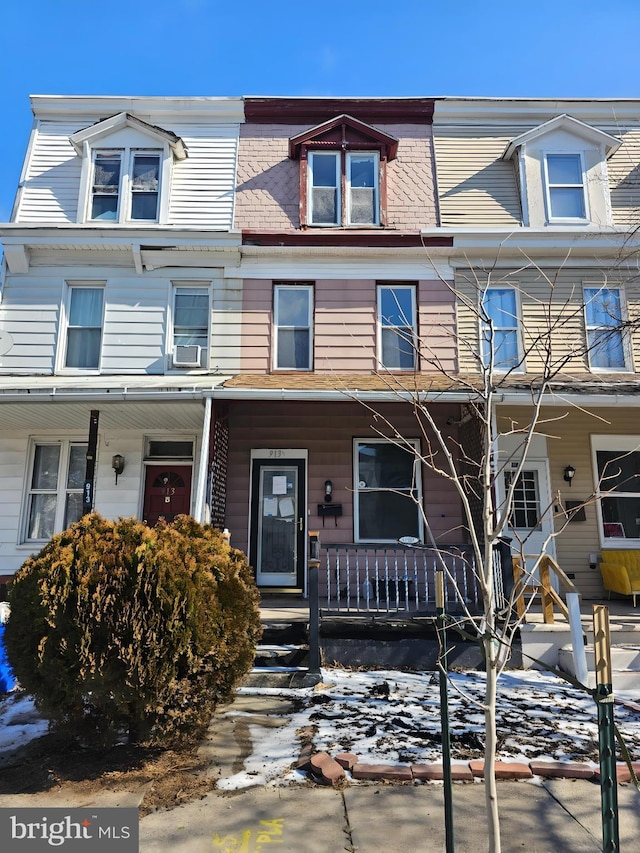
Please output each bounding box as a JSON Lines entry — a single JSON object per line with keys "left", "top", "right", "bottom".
{"left": 500, "top": 459, "right": 556, "bottom": 580}
{"left": 250, "top": 455, "right": 306, "bottom": 589}
{"left": 143, "top": 465, "right": 192, "bottom": 526}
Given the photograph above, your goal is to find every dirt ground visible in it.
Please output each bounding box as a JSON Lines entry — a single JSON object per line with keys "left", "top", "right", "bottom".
{"left": 0, "top": 728, "right": 217, "bottom": 816}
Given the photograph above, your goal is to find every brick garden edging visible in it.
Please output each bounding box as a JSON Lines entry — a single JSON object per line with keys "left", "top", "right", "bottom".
{"left": 306, "top": 751, "right": 640, "bottom": 787}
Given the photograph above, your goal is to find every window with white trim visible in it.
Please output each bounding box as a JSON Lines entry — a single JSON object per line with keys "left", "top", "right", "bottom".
{"left": 544, "top": 153, "right": 587, "bottom": 221}
{"left": 90, "top": 149, "right": 161, "bottom": 222}
{"left": 274, "top": 284, "right": 313, "bottom": 370}
{"left": 378, "top": 284, "right": 417, "bottom": 370}
{"left": 593, "top": 436, "right": 640, "bottom": 544}
{"left": 64, "top": 285, "right": 104, "bottom": 370}
{"left": 309, "top": 151, "right": 379, "bottom": 226}
{"left": 24, "top": 442, "right": 87, "bottom": 541}
{"left": 481, "top": 287, "right": 521, "bottom": 371}
{"left": 584, "top": 286, "right": 627, "bottom": 370}
{"left": 354, "top": 439, "right": 422, "bottom": 542}
{"left": 171, "top": 286, "right": 210, "bottom": 368}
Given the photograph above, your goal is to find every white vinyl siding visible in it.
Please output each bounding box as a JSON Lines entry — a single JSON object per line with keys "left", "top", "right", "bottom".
{"left": 100, "top": 279, "right": 168, "bottom": 374}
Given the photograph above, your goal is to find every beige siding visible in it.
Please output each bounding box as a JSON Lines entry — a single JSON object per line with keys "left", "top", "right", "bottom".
{"left": 497, "top": 405, "right": 640, "bottom": 599}
{"left": 225, "top": 400, "right": 464, "bottom": 558}
{"left": 433, "top": 126, "right": 522, "bottom": 227}
{"left": 455, "top": 267, "right": 640, "bottom": 374}
{"left": 607, "top": 128, "right": 640, "bottom": 225}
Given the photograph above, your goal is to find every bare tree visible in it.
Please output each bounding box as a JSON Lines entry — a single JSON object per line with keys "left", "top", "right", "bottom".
{"left": 351, "top": 248, "right": 640, "bottom": 852}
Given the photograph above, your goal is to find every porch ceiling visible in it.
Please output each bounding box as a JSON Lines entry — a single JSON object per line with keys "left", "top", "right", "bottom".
{"left": 0, "top": 400, "right": 206, "bottom": 432}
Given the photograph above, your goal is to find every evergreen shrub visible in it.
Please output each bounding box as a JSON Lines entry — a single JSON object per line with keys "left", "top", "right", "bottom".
{"left": 4, "top": 513, "right": 261, "bottom": 747}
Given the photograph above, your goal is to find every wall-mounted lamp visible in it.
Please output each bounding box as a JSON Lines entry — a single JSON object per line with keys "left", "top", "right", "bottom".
{"left": 112, "top": 454, "right": 126, "bottom": 484}
{"left": 324, "top": 479, "right": 333, "bottom": 503}
{"left": 563, "top": 465, "right": 576, "bottom": 487}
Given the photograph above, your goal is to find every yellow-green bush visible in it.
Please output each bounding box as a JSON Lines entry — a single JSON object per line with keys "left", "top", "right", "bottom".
{"left": 4, "top": 513, "right": 261, "bottom": 747}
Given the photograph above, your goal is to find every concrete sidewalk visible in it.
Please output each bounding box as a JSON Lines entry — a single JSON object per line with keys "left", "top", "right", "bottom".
{"left": 139, "top": 780, "right": 640, "bottom": 853}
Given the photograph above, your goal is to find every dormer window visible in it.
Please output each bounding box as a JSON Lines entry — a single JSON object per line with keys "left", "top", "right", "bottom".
{"left": 290, "top": 114, "right": 397, "bottom": 229}
{"left": 70, "top": 112, "right": 187, "bottom": 226}
{"left": 544, "top": 154, "right": 587, "bottom": 221}
{"left": 91, "top": 151, "right": 161, "bottom": 222}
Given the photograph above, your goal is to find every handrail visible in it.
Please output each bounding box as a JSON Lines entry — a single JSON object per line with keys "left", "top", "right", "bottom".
{"left": 512, "top": 554, "right": 578, "bottom": 624}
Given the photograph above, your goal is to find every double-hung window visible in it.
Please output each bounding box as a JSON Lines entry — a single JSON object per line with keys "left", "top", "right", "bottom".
{"left": 25, "top": 442, "right": 87, "bottom": 541}
{"left": 378, "top": 284, "right": 417, "bottom": 370}
{"left": 544, "top": 153, "right": 587, "bottom": 221}
{"left": 172, "top": 286, "right": 210, "bottom": 368}
{"left": 593, "top": 436, "right": 640, "bottom": 543}
{"left": 308, "top": 151, "right": 379, "bottom": 226}
{"left": 91, "top": 150, "right": 161, "bottom": 222}
{"left": 64, "top": 285, "right": 104, "bottom": 370}
{"left": 354, "top": 439, "right": 422, "bottom": 542}
{"left": 274, "top": 284, "right": 313, "bottom": 370}
{"left": 584, "top": 286, "right": 627, "bottom": 370}
{"left": 481, "top": 287, "right": 521, "bottom": 371}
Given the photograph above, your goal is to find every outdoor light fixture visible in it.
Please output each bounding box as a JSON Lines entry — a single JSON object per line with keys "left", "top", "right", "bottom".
{"left": 563, "top": 465, "right": 576, "bottom": 486}
{"left": 324, "top": 480, "right": 333, "bottom": 503}
{"left": 112, "top": 454, "right": 126, "bottom": 484}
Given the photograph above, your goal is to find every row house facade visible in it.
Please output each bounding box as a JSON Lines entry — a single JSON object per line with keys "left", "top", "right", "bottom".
{"left": 1, "top": 95, "right": 640, "bottom": 605}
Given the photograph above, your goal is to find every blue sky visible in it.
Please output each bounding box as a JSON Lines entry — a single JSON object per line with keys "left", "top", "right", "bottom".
{"left": 2, "top": 0, "right": 640, "bottom": 221}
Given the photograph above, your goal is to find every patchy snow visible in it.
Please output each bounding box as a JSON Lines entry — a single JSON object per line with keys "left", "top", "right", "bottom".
{"left": 218, "top": 668, "right": 640, "bottom": 790}
{"left": 2, "top": 668, "right": 639, "bottom": 792}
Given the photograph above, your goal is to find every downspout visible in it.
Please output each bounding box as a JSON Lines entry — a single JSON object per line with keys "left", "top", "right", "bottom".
{"left": 194, "top": 396, "right": 212, "bottom": 524}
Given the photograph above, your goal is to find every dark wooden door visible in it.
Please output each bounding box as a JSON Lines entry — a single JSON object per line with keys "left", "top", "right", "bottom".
{"left": 143, "top": 465, "right": 192, "bottom": 526}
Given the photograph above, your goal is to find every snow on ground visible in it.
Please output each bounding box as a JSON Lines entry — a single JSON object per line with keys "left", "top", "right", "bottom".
{"left": 2, "top": 669, "right": 639, "bottom": 791}
{"left": 218, "top": 668, "right": 640, "bottom": 790}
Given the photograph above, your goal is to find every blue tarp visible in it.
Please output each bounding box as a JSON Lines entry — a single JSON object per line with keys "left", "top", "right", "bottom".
{"left": 0, "top": 622, "right": 16, "bottom": 692}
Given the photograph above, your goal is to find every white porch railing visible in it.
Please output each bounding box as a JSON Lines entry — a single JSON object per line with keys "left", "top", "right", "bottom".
{"left": 321, "top": 543, "right": 486, "bottom": 614}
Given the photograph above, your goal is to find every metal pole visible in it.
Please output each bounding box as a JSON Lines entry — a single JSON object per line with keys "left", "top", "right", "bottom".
{"left": 593, "top": 604, "right": 619, "bottom": 852}
{"left": 436, "top": 568, "right": 455, "bottom": 853}
{"left": 308, "top": 531, "right": 321, "bottom": 675}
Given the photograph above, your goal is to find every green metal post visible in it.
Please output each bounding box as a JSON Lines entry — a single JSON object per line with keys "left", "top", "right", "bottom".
{"left": 436, "top": 569, "right": 455, "bottom": 853}
{"left": 593, "top": 605, "right": 620, "bottom": 852}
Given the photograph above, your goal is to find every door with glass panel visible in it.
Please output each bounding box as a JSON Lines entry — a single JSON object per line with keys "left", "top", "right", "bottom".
{"left": 250, "top": 456, "right": 306, "bottom": 588}
{"left": 25, "top": 443, "right": 87, "bottom": 541}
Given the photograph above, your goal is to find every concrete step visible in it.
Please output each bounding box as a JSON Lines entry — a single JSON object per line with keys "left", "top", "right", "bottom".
{"left": 558, "top": 643, "right": 640, "bottom": 691}
{"left": 253, "top": 642, "right": 309, "bottom": 670}
{"left": 582, "top": 621, "right": 640, "bottom": 647}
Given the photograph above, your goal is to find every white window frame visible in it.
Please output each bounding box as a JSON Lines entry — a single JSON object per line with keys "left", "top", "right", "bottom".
{"left": 59, "top": 282, "right": 105, "bottom": 373}
{"left": 583, "top": 284, "right": 629, "bottom": 372}
{"left": 377, "top": 284, "right": 417, "bottom": 370}
{"left": 543, "top": 152, "right": 589, "bottom": 223}
{"left": 308, "top": 150, "right": 380, "bottom": 226}
{"left": 353, "top": 438, "right": 423, "bottom": 543}
{"left": 591, "top": 435, "right": 640, "bottom": 548}
{"left": 86, "top": 147, "right": 165, "bottom": 224}
{"left": 480, "top": 286, "right": 523, "bottom": 373}
{"left": 273, "top": 283, "right": 314, "bottom": 371}
{"left": 169, "top": 284, "right": 211, "bottom": 370}
{"left": 21, "top": 439, "right": 88, "bottom": 544}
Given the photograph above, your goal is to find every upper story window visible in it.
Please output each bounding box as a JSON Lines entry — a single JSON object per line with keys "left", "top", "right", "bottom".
{"left": 289, "top": 114, "right": 398, "bottom": 229}
{"left": 544, "top": 154, "right": 587, "bottom": 221}
{"left": 63, "top": 284, "right": 104, "bottom": 370}
{"left": 91, "top": 150, "right": 161, "bottom": 222}
{"left": 584, "top": 286, "right": 627, "bottom": 371}
{"left": 308, "top": 151, "right": 379, "bottom": 226}
{"left": 171, "top": 285, "right": 210, "bottom": 369}
{"left": 274, "top": 284, "right": 313, "bottom": 370}
{"left": 70, "top": 112, "right": 187, "bottom": 226}
{"left": 481, "top": 287, "right": 521, "bottom": 371}
{"left": 377, "top": 284, "right": 417, "bottom": 370}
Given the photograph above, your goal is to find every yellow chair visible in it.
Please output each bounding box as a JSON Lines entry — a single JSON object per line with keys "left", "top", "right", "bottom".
{"left": 599, "top": 550, "right": 640, "bottom": 606}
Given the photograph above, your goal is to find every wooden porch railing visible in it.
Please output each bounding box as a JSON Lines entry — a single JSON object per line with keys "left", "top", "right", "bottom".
{"left": 512, "top": 554, "right": 580, "bottom": 624}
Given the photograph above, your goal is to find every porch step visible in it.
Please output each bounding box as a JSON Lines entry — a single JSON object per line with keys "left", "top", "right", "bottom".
{"left": 558, "top": 643, "right": 640, "bottom": 691}
{"left": 253, "top": 643, "right": 309, "bottom": 669}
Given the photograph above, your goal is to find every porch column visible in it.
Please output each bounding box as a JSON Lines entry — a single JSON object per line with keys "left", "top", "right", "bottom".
{"left": 194, "top": 397, "right": 212, "bottom": 524}
{"left": 82, "top": 410, "right": 99, "bottom": 515}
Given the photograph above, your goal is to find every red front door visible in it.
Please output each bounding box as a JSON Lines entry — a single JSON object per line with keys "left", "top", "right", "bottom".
{"left": 143, "top": 465, "right": 192, "bottom": 526}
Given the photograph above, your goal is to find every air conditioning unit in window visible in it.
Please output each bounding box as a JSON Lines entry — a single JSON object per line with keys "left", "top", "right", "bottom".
{"left": 173, "top": 345, "right": 202, "bottom": 367}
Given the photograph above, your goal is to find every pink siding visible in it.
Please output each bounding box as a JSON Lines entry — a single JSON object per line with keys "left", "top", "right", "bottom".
{"left": 240, "top": 278, "right": 457, "bottom": 373}
{"left": 236, "top": 123, "right": 437, "bottom": 231}
{"left": 224, "top": 401, "right": 465, "bottom": 559}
